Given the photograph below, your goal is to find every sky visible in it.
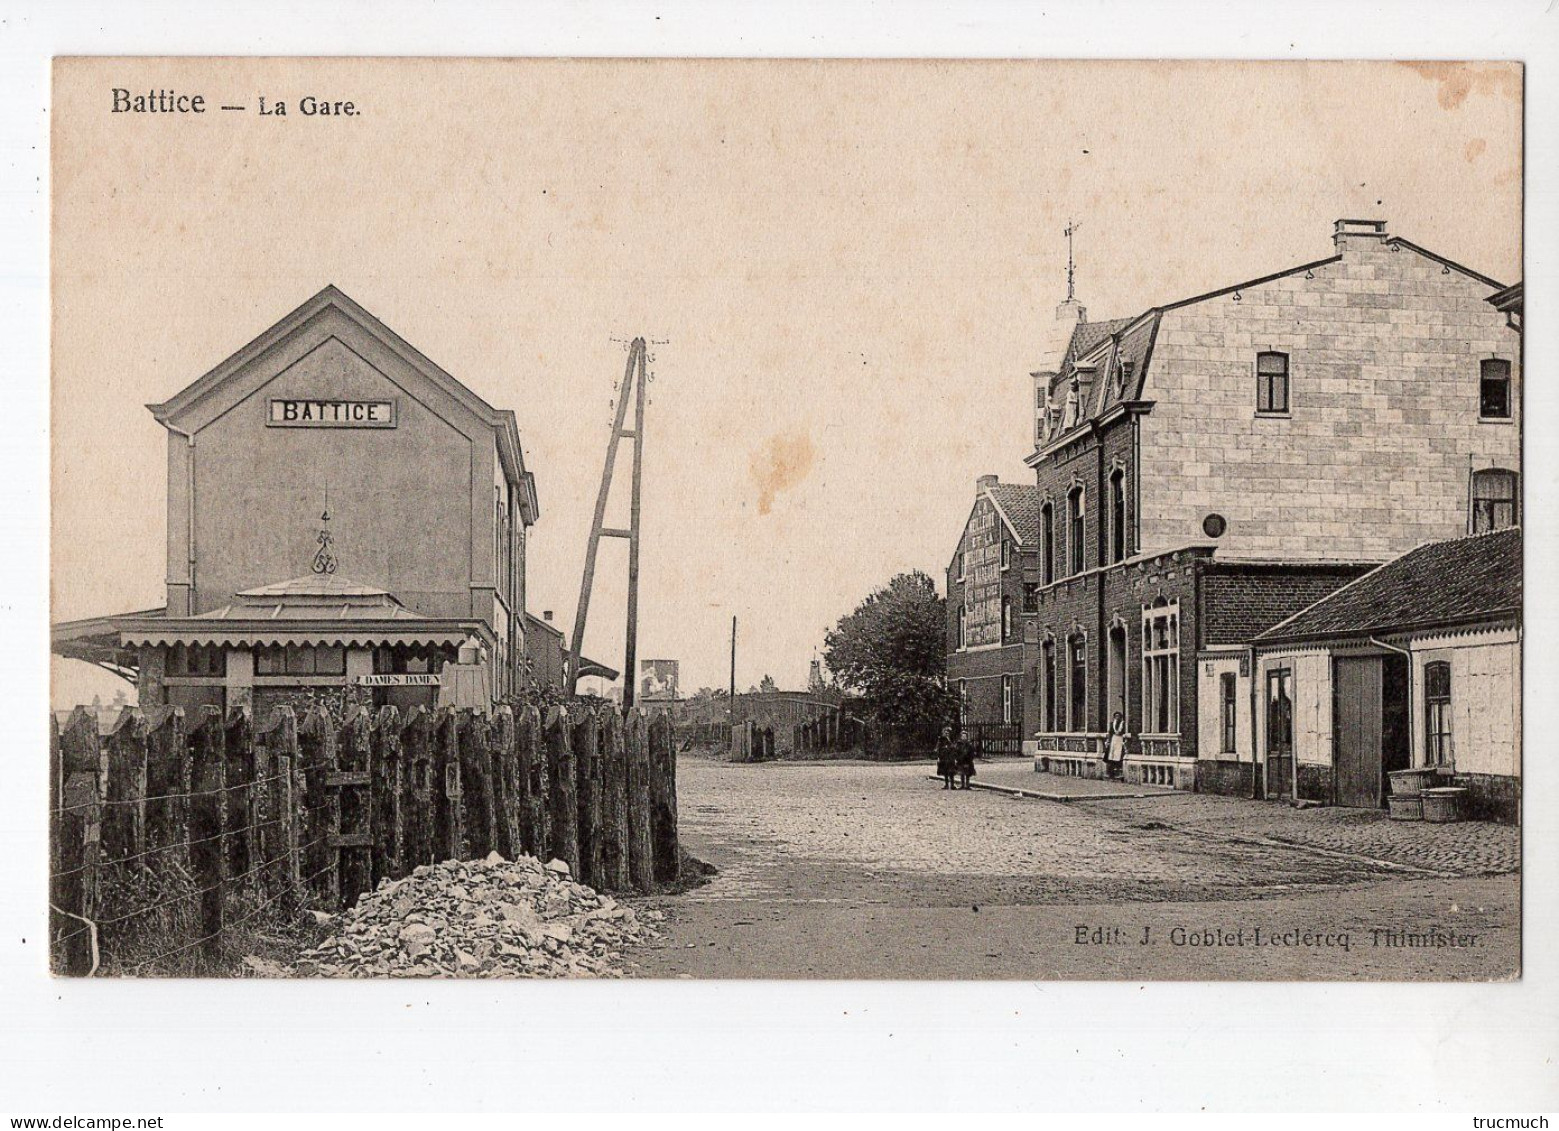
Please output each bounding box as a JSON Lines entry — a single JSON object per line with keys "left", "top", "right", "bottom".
{"left": 50, "top": 58, "right": 1521, "bottom": 705}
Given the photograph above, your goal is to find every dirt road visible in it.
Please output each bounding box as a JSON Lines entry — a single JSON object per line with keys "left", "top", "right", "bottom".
{"left": 626, "top": 758, "right": 1519, "bottom": 980}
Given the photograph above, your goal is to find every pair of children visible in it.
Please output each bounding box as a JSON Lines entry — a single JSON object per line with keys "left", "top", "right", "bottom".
{"left": 936, "top": 727, "right": 976, "bottom": 790}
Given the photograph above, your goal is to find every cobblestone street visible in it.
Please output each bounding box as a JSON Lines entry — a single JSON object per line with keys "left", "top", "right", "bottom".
{"left": 628, "top": 757, "right": 1520, "bottom": 980}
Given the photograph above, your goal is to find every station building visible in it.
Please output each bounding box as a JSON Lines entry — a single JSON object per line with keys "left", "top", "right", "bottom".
{"left": 53, "top": 286, "right": 556, "bottom": 717}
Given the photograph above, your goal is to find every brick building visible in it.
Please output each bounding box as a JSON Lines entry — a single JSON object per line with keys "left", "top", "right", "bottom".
{"left": 945, "top": 475, "right": 1040, "bottom": 741}
{"left": 53, "top": 286, "right": 547, "bottom": 717}
{"left": 1023, "top": 219, "right": 1520, "bottom": 795}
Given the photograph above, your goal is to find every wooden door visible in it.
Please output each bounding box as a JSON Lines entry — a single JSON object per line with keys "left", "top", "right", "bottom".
{"left": 1264, "top": 668, "right": 1293, "bottom": 800}
{"left": 1334, "top": 656, "right": 1384, "bottom": 809}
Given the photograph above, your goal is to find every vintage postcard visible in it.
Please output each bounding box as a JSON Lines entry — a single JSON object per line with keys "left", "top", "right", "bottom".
{"left": 49, "top": 57, "right": 1522, "bottom": 982}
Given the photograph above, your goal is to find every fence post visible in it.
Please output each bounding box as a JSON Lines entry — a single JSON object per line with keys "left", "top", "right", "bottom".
{"left": 649, "top": 711, "right": 680, "bottom": 884}
{"left": 545, "top": 705, "right": 579, "bottom": 874}
{"left": 456, "top": 711, "right": 496, "bottom": 860}
{"left": 626, "top": 709, "right": 654, "bottom": 893}
{"left": 371, "top": 705, "right": 403, "bottom": 884}
{"left": 254, "top": 706, "right": 300, "bottom": 906}
{"left": 573, "top": 709, "right": 603, "bottom": 889}
{"left": 142, "top": 706, "right": 188, "bottom": 868}
{"left": 224, "top": 708, "right": 255, "bottom": 886}
{"left": 52, "top": 708, "right": 105, "bottom": 975}
{"left": 188, "top": 706, "right": 227, "bottom": 961}
{"left": 433, "top": 708, "right": 464, "bottom": 863}
{"left": 491, "top": 706, "right": 520, "bottom": 861}
{"left": 517, "top": 705, "right": 548, "bottom": 860}
{"left": 602, "top": 709, "right": 630, "bottom": 891}
{"left": 400, "top": 707, "right": 434, "bottom": 871}
{"left": 104, "top": 708, "right": 148, "bottom": 865}
{"left": 298, "top": 706, "right": 338, "bottom": 908}
{"left": 336, "top": 708, "right": 374, "bottom": 906}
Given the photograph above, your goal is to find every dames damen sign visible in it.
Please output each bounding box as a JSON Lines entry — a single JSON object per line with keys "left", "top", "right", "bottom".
{"left": 268, "top": 398, "right": 397, "bottom": 428}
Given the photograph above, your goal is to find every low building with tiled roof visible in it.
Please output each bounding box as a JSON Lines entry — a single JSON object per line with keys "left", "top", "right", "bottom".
{"left": 1250, "top": 529, "right": 1520, "bottom": 822}
{"left": 1011, "top": 218, "right": 1520, "bottom": 799}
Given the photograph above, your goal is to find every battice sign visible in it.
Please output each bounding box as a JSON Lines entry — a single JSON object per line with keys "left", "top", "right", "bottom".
{"left": 353, "top": 673, "right": 439, "bottom": 686}
{"left": 268, "top": 398, "right": 397, "bottom": 428}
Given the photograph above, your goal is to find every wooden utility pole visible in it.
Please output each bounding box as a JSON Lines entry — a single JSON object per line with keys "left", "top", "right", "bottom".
{"left": 569, "top": 338, "right": 651, "bottom": 702}
{"left": 729, "top": 616, "right": 737, "bottom": 729}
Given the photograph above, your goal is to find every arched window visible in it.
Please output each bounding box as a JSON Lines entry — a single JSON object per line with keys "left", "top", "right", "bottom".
{"left": 1424, "top": 661, "right": 1453, "bottom": 766}
{"left": 1109, "top": 467, "right": 1127, "bottom": 564}
{"left": 1040, "top": 502, "right": 1055, "bottom": 585}
{"left": 1471, "top": 469, "right": 1518, "bottom": 532}
{"left": 1067, "top": 485, "right": 1086, "bottom": 575}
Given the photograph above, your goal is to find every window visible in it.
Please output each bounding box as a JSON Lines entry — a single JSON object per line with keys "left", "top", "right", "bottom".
{"left": 1067, "top": 486, "right": 1085, "bottom": 575}
{"left": 1424, "top": 661, "right": 1453, "bottom": 766}
{"left": 1040, "top": 503, "right": 1055, "bottom": 586}
{"left": 1480, "top": 359, "right": 1512, "bottom": 420}
{"left": 1000, "top": 538, "right": 1011, "bottom": 571}
{"left": 958, "top": 604, "right": 968, "bottom": 650}
{"left": 1141, "top": 601, "right": 1180, "bottom": 735}
{"left": 169, "top": 643, "right": 225, "bottom": 677}
{"left": 1256, "top": 351, "right": 1289, "bottom": 414}
{"left": 1471, "top": 468, "right": 1518, "bottom": 533}
{"left": 1109, "top": 468, "right": 1127, "bottom": 564}
{"left": 1068, "top": 634, "right": 1087, "bottom": 732}
{"left": 1001, "top": 674, "right": 1015, "bottom": 724}
{"left": 255, "top": 644, "right": 346, "bottom": 676}
{"left": 955, "top": 550, "right": 964, "bottom": 582}
{"left": 1001, "top": 597, "right": 1013, "bottom": 644}
{"left": 1042, "top": 639, "right": 1057, "bottom": 731}
{"left": 958, "top": 680, "right": 969, "bottom": 724}
{"left": 1220, "top": 672, "right": 1237, "bottom": 754}
{"left": 1022, "top": 582, "right": 1039, "bottom": 614}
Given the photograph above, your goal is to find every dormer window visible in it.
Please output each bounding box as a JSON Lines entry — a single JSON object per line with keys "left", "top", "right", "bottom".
{"left": 1256, "top": 352, "right": 1290, "bottom": 415}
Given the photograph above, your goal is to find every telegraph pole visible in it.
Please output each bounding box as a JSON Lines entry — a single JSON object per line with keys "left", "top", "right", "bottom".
{"left": 569, "top": 338, "right": 652, "bottom": 703}
{"left": 728, "top": 616, "right": 737, "bottom": 730}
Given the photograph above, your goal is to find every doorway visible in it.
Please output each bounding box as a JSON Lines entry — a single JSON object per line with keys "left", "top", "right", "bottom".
{"left": 1264, "top": 667, "right": 1293, "bottom": 801}
{"left": 1333, "top": 653, "right": 1410, "bottom": 809}
{"left": 1106, "top": 623, "right": 1127, "bottom": 727}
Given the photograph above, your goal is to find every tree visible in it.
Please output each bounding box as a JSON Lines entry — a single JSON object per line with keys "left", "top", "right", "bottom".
{"left": 823, "top": 570, "right": 956, "bottom": 733}
{"left": 758, "top": 674, "right": 778, "bottom": 694}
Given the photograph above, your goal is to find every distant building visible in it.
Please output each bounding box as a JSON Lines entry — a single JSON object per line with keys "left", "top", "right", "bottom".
{"left": 523, "top": 609, "right": 618, "bottom": 694}
{"left": 945, "top": 475, "right": 1040, "bottom": 739}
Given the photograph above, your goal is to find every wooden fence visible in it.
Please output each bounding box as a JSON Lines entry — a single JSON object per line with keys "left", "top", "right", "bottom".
{"left": 48, "top": 701, "right": 678, "bottom": 976}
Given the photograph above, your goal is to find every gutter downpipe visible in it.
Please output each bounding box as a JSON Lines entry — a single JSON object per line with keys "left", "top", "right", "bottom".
{"left": 1369, "top": 635, "right": 1414, "bottom": 771}
{"left": 165, "top": 422, "right": 196, "bottom": 614}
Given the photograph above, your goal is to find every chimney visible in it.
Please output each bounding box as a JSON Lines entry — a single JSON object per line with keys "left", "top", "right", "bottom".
{"left": 543, "top": 610, "right": 553, "bottom": 622}
{"left": 977, "top": 474, "right": 1000, "bottom": 494}
{"left": 1333, "top": 218, "right": 1388, "bottom": 255}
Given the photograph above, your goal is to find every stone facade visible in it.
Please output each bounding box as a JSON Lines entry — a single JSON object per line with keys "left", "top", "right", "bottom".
{"left": 1138, "top": 225, "right": 1520, "bottom": 562}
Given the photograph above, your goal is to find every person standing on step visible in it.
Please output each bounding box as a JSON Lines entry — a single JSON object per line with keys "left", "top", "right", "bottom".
{"left": 1105, "top": 712, "right": 1128, "bottom": 781}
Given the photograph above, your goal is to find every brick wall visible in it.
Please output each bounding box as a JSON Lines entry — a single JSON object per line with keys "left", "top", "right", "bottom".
{"left": 1139, "top": 237, "right": 1520, "bottom": 562}
{"left": 1201, "top": 563, "right": 1376, "bottom": 646}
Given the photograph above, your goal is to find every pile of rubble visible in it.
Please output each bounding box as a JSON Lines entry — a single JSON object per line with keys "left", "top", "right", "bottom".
{"left": 262, "top": 853, "right": 661, "bottom": 978}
